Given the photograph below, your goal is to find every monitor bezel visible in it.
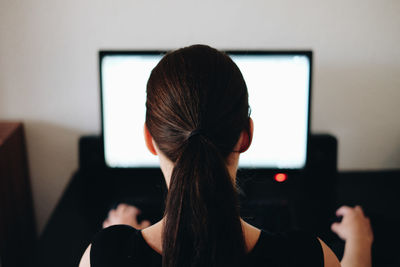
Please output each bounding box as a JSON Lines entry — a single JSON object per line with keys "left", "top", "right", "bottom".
{"left": 99, "top": 50, "right": 313, "bottom": 174}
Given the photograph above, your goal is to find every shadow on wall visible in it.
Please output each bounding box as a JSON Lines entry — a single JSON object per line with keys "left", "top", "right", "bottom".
{"left": 23, "top": 120, "right": 89, "bottom": 234}
{"left": 386, "top": 143, "right": 400, "bottom": 168}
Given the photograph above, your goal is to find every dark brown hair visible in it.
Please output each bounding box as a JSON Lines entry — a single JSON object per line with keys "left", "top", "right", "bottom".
{"left": 146, "top": 45, "right": 250, "bottom": 267}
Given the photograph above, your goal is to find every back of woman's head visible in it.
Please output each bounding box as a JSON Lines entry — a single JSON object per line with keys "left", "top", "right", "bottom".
{"left": 146, "top": 44, "right": 250, "bottom": 267}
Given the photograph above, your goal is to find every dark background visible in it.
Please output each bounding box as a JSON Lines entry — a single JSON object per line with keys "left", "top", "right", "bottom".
{"left": 35, "top": 135, "right": 400, "bottom": 267}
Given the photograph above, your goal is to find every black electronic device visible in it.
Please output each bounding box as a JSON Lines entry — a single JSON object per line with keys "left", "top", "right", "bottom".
{"left": 96, "top": 49, "right": 340, "bottom": 235}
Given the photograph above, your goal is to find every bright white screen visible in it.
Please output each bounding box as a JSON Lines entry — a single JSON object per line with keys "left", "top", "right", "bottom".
{"left": 101, "top": 53, "right": 310, "bottom": 169}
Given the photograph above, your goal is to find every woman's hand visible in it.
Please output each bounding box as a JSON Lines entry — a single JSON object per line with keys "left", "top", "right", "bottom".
{"left": 103, "top": 203, "right": 151, "bottom": 229}
{"left": 331, "top": 205, "right": 373, "bottom": 245}
{"left": 331, "top": 205, "right": 373, "bottom": 267}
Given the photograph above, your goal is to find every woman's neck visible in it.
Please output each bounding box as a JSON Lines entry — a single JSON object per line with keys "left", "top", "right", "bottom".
{"left": 141, "top": 217, "right": 261, "bottom": 255}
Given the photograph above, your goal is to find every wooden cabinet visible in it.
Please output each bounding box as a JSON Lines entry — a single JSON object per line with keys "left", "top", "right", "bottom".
{"left": 0, "top": 122, "right": 36, "bottom": 267}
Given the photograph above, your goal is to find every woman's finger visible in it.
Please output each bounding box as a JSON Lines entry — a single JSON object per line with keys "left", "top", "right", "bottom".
{"left": 331, "top": 222, "right": 340, "bottom": 234}
{"left": 336, "top": 205, "right": 352, "bottom": 216}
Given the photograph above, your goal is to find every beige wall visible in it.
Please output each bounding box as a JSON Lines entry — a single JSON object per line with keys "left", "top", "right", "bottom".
{"left": 0, "top": 0, "right": 399, "bottom": 234}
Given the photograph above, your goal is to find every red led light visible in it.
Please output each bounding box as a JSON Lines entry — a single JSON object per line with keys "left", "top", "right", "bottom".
{"left": 274, "top": 173, "right": 287, "bottom": 183}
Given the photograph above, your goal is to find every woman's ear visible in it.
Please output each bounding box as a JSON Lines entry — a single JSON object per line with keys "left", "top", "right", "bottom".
{"left": 144, "top": 123, "right": 157, "bottom": 155}
{"left": 239, "top": 117, "right": 254, "bottom": 153}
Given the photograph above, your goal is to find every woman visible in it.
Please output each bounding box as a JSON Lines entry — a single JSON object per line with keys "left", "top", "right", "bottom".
{"left": 80, "top": 45, "right": 372, "bottom": 267}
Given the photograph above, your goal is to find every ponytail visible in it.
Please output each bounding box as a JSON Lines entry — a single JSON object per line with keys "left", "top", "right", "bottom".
{"left": 146, "top": 44, "right": 250, "bottom": 267}
{"left": 162, "top": 134, "right": 245, "bottom": 267}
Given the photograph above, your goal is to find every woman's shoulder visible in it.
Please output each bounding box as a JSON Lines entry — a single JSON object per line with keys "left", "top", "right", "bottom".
{"left": 90, "top": 225, "right": 154, "bottom": 267}
{"left": 246, "top": 229, "right": 324, "bottom": 267}
{"left": 88, "top": 225, "right": 324, "bottom": 267}
{"left": 92, "top": 223, "right": 138, "bottom": 238}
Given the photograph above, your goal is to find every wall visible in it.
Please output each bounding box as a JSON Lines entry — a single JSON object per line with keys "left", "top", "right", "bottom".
{"left": 0, "top": 0, "right": 399, "bottom": 234}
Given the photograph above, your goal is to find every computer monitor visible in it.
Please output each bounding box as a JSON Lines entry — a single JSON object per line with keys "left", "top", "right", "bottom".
{"left": 100, "top": 50, "right": 312, "bottom": 169}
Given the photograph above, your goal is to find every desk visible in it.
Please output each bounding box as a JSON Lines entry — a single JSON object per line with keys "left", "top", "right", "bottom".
{"left": 35, "top": 170, "right": 400, "bottom": 267}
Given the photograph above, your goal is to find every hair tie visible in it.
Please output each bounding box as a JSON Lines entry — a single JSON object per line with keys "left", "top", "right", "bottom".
{"left": 188, "top": 129, "right": 203, "bottom": 140}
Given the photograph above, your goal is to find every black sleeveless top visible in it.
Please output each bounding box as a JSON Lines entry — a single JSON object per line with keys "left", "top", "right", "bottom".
{"left": 90, "top": 225, "right": 324, "bottom": 267}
